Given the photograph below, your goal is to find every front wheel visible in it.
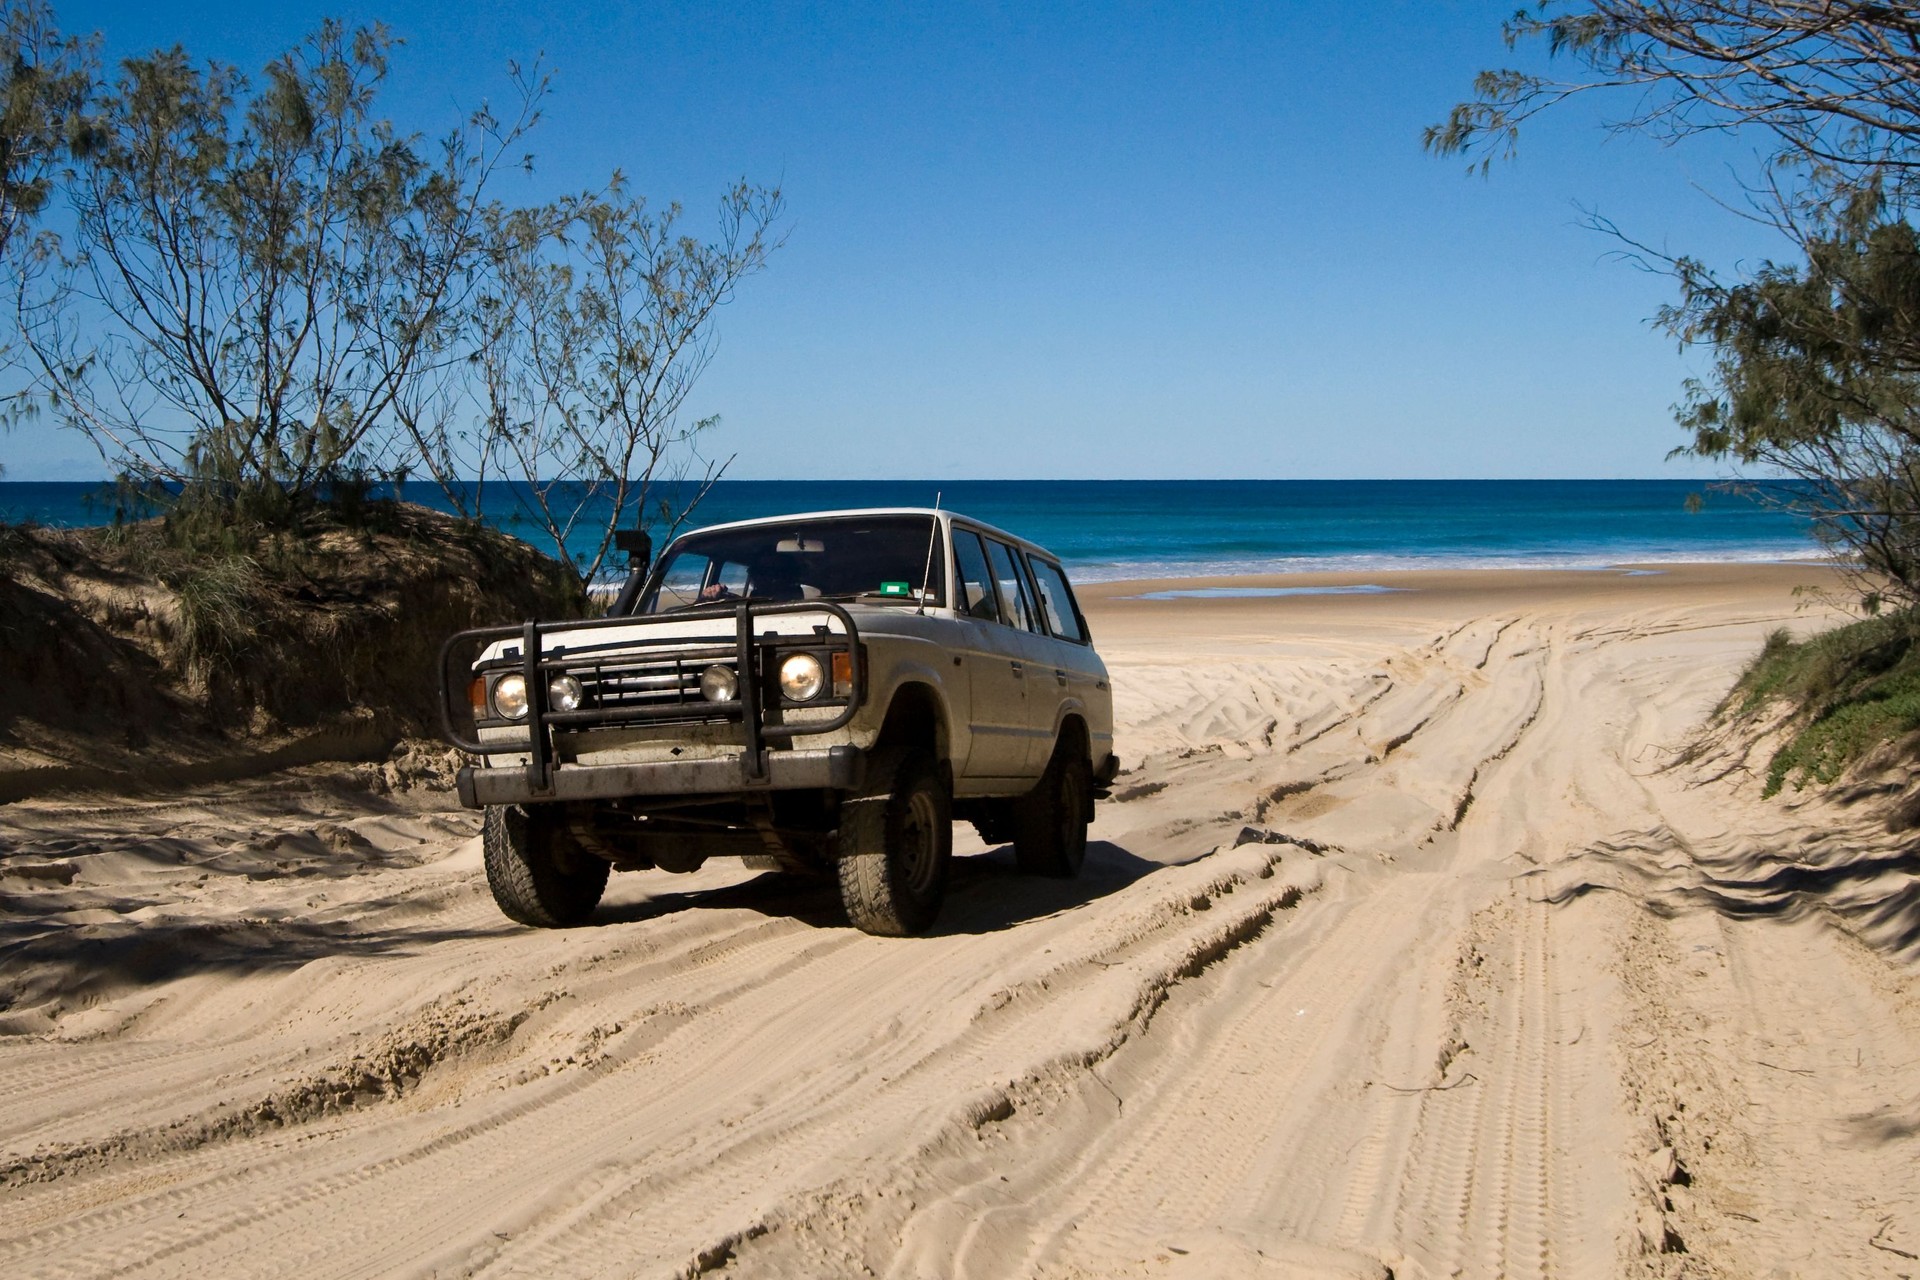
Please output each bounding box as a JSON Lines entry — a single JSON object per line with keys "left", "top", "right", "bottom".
{"left": 1014, "top": 743, "right": 1092, "bottom": 878}
{"left": 483, "top": 804, "right": 610, "bottom": 928}
{"left": 838, "top": 748, "right": 952, "bottom": 936}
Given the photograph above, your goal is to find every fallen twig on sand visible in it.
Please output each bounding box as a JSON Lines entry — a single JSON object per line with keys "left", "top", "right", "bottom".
{"left": 1871, "top": 1217, "right": 1919, "bottom": 1260}
{"left": 1366, "top": 1073, "right": 1479, "bottom": 1095}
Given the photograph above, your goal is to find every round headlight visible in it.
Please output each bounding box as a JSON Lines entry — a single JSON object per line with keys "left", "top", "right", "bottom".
{"left": 700, "top": 664, "right": 738, "bottom": 703}
{"left": 548, "top": 673, "right": 583, "bottom": 712}
{"left": 492, "top": 673, "right": 529, "bottom": 719}
{"left": 779, "top": 652, "right": 825, "bottom": 702}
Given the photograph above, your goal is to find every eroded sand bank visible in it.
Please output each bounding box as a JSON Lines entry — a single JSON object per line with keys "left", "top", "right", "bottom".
{"left": 5, "top": 561, "right": 1920, "bottom": 1278}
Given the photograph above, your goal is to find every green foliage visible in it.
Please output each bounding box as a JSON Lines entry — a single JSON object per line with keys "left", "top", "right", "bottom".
{"left": 1428, "top": 4, "right": 1920, "bottom": 204}
{"left": 0, "top": 517, "right": 32, "bottom": 563}
{"left": 0, "top": 0, "right": 92, "bottom": 262}
{"left": 26, "top": 18, "right": 544, "bottom": 521}
{"left": 0, "top": 9, "right": 772, "bottom": 602}
{"left": 169, "top": 554, "right": 263, "bottom": 677}
{"left": 0, "top": 1, "right": 94, "bottom": 471}
{"left": 1726, "top": 611, "right": 1920, "bottom": 795}
{"left": 410, "top": 175, "right": 782, "bottom": 590}
{"left": 10, "top": 11, "right": 773, "bottom": 573}
{"left": 1435, "top": 4, "right": 1920, "bottom": 606}
{"left": 1664, "top": 213, "right": 1920, "bottom": 599}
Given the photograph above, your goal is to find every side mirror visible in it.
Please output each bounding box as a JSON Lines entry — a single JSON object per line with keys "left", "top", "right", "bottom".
{"left": 613, "top": 528, "right": 653, "bottom": 570}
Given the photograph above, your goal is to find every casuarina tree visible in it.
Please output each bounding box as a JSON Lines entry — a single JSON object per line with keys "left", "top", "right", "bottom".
{"left": 1434, "top": 1, "right": 1920, "bottom": 602}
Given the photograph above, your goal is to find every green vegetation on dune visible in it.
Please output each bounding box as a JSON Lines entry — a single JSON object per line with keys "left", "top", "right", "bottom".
{"left": 1728, "top": 612, "right": 1920, "bottom": 797}
{"left": 0, "top": 503, "right": 583, "bottom": 776}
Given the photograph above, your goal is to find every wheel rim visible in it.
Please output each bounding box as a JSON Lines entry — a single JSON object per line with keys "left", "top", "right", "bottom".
{"left": 898, "top": 787, "right": 942, "bottom": 895}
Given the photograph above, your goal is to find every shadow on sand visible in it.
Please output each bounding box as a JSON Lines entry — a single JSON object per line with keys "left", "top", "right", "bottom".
{"left": 0, "top": 838, "right": 1167, "bottom": 1019}
{"left": 1536, "top": 823, "right": 1920, "bottom": 962}
{"left": 594, "top": 838, "right": 1164, "bottom": 937}
{"left": 0, "top": 909, "right": 506, "bottom": 1016}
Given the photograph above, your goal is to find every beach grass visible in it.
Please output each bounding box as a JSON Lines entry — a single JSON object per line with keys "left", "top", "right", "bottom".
{"left": 1730, "top": 610, "right": 1920, "bottom": 795}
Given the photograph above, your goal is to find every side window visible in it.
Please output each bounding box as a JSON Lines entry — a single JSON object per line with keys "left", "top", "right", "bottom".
{"left": 985, "top": 539, "right": 1040, "bottom": 633}
{"left": 952, "top": 530, "right": 999, "bottom": 620}
{"left": 655, "top": 552, "right": 711, "bottom": 609}
{"left": 716, "top": 560, "right": 750, "bottom": 597}
{"left": 1027, "top": 557, "right": 1088, "bottom": 644}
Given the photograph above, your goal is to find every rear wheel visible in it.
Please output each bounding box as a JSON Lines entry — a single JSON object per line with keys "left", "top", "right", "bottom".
{"left": 838, "top": 748, "right": 952, "bottom": 936}
{"left": 1015, "top": 742, "right": 1092, "bottom": 878}
{"left": 483, "top": 804, "right": 610, "bottom": 927}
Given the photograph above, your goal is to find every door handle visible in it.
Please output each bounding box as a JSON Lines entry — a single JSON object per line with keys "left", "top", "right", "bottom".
{"left": 1054, "top": 668, "right": 1068, "bottom": 685}
{"left": 1010, "top": 661, "right": 1024, "bottom": 677}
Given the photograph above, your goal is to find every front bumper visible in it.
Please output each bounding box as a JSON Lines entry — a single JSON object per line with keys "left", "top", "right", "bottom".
{"left": 440, "top": 601, "right": 866, "bottom": 800}
{"left": 456, "top": 744, "right": 866, "bottom": 809}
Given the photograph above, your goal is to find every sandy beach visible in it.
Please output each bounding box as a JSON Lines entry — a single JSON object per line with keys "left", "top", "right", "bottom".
{"left": 6, "top": 559, "right": 1919, "bottom": 1279}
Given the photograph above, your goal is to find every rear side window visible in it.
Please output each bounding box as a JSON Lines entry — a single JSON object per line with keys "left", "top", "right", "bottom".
{"left": 1027, "top": 557, "right": 1088, "bottom": 644}
{"left": 984, "top": 539, "right": 1041, "bottom": 633}
{"left": 952, "top": 530, "right": 999, "bottom": 620}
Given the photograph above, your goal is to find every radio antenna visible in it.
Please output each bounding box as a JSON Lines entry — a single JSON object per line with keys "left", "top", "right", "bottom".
{"left": 917, "top": 491, "right": 942, "bottom": 615}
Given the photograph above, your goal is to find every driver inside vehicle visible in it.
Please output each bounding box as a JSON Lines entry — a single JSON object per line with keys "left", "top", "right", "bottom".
{"left": 750, "top": 563, "right": 819, "bottom": 600}
{"left": 699, "top": 563, "right": 818, "bottom": 602}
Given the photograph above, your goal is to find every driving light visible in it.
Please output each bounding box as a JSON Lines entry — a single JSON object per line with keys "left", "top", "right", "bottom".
{"left": 492, "top": 673, "right": 529, "bottom": 719}
{"left": 700, "top": 664, "right": 738, "bottom": 703}
{"left": 548, "top": 673, "right": 584, "bottom": 712}
{"left": 779, "top": 652, "right": 825, "bottom": 702}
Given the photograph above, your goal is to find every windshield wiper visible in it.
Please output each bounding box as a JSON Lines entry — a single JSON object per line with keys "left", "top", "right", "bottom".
{"left": 654, "top": 592, "right": 772, "bottom": 614}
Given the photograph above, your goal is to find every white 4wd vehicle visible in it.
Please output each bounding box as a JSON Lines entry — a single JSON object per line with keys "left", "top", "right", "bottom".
{"left": 440, "top": 508, "right": 1118, "bottom": 936}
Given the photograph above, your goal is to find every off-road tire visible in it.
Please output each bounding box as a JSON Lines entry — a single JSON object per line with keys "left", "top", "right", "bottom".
{"left": 483, "top": 804, "right": 610, "bottom": 928}
{"left": 1014, "top": 742, "right": 1092, "bottom": 878}
{"left": 838, "top": 748, "right": 952, "bottom": 936}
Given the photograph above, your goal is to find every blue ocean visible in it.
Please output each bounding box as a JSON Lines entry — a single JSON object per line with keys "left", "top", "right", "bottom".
{"left": 0, "top": 479, "right": 1820, "bottom": 583}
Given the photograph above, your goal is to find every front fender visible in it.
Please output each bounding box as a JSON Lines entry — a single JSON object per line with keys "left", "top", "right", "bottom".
{"left": 860, "top": 646, "right": 966, "bottom": 763}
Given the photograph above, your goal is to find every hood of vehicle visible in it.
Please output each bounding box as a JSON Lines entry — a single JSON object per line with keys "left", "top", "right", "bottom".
{"left": 473, "top": 608, "right": 845, "bottom": 666}
{"left": 473, "top": 602, "right": 970, "bottom": 667}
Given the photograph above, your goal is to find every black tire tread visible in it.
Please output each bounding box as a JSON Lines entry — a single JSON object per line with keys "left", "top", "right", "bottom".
{"left": 838, "top": 748, "right": 951, "bottom": 936}
{"left": 1014, "top": 742, "right": 1092, "bottom": 878}
{"left": 483, "top": 804, "right": 609, "bottom": 928}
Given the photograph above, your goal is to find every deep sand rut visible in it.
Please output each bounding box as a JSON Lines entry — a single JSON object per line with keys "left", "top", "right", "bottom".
{"left": 4, "top": 564, "right": 1920, "bottom": 1279}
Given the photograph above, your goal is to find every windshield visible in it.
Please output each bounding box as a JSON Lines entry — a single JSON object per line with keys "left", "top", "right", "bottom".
{"left": 636, "top": 515, "right": 948, "bottom": 614}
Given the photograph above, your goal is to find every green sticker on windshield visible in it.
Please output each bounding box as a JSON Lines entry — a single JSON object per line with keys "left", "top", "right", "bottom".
{"left": 880, "top": 581, "right": 912, "bottom": 596}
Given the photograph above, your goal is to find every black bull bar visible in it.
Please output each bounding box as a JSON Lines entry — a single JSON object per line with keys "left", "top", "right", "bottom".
{"left": 439, "top": 601, "right": 866, "bottom": 799}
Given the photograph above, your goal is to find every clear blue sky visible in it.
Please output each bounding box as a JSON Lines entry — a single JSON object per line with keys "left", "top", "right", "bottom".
{"left": 9, "top": 1, "right": 1790, "bottom": 481}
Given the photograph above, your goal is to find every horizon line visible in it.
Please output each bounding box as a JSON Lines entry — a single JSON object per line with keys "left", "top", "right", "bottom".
{"left": 0, "top": 474, "right": 1754, "bottom": 486}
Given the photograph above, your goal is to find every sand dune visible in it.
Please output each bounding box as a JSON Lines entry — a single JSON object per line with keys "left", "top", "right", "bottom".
{"left": 5, "top": 562, "right": 1919, "bottom": 1278}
